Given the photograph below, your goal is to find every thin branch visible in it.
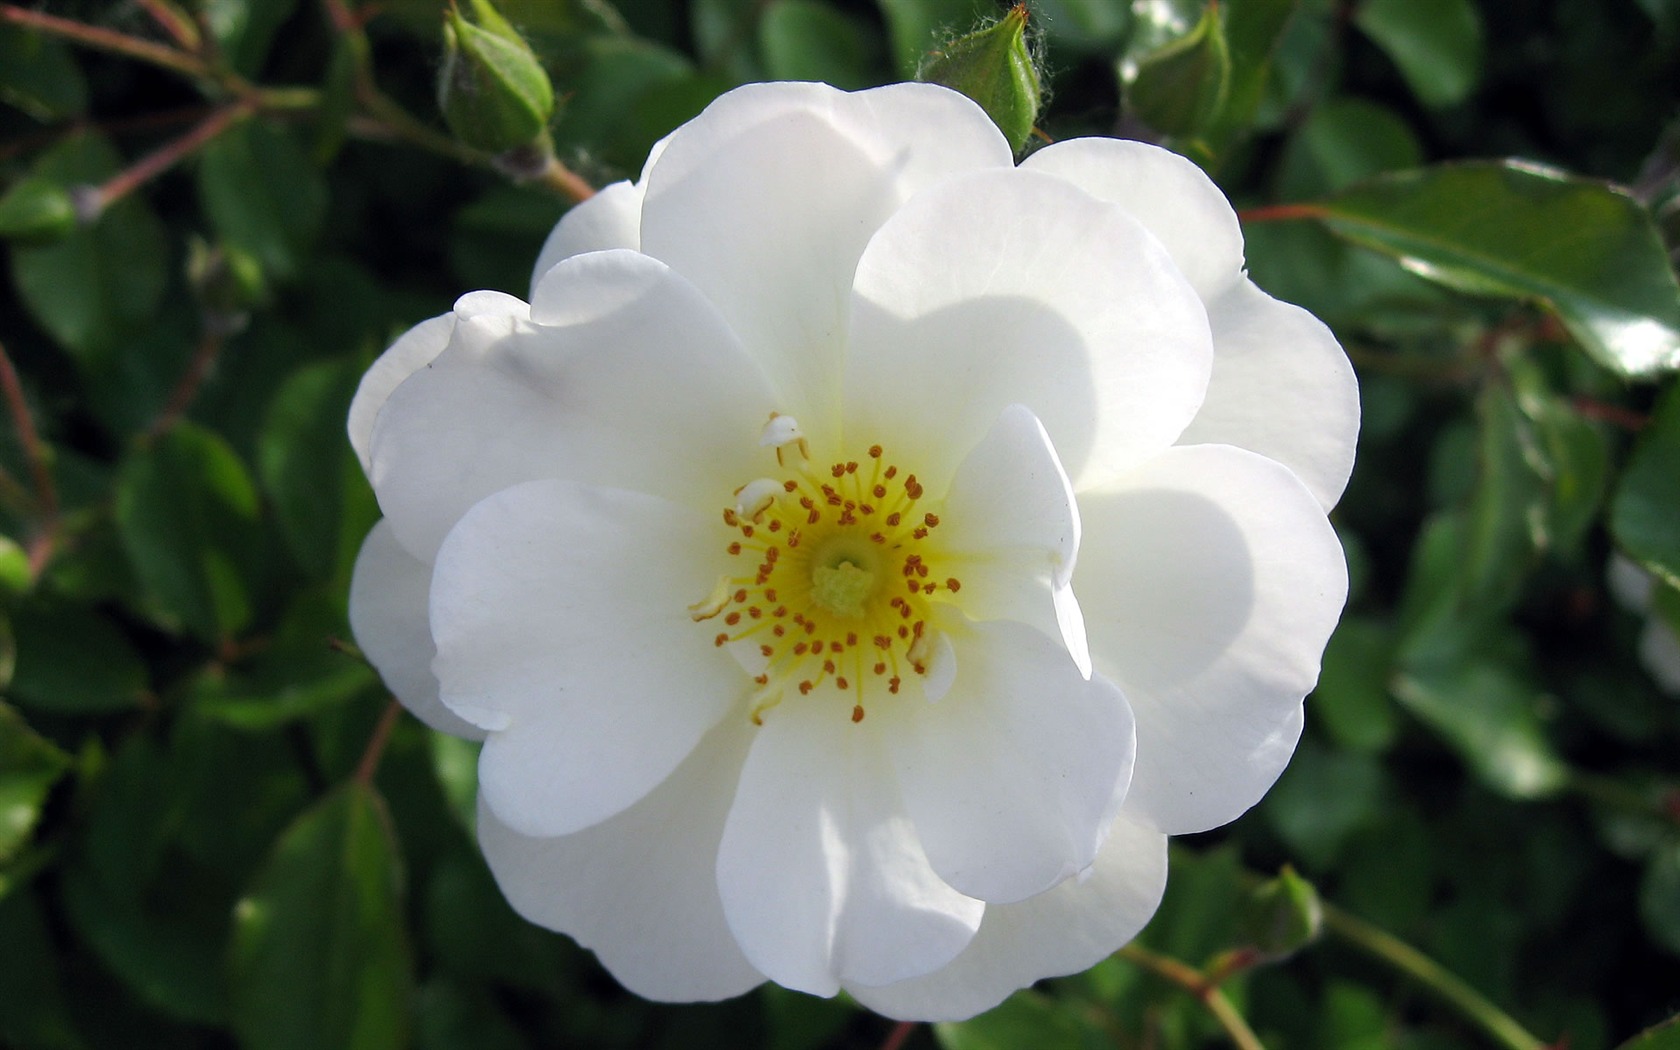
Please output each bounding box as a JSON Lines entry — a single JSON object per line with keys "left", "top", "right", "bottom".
{"left": 0, "top": 4, "right": 206, "bottom": 78}
{"left": 0, "top": 339, "right": 59, "bottom": 578}
{"left": 90, "top": 101, "right": 254, "bottom": 214}
{"left": 1321, "top": 903, "right": 1547, "bottom": 1050}
{"left": 879, "top": 1020, "right": 917, "bottom": 1050}
{"left": 354, "top": 698, "right": 404, "bottom": 786}
{"left": 147, "top": 328, "right": 229, "bottom": 439}
{"left": 536, "top": 156, "right": 598, "bottom": 203}
{"left": 1117, "top": 944, "right": 1266, "bottom": 1050}
{"left": 1236, "top": 202, "right": 1329, "bottom": 225}
{"left": 134, "top": 0, "right": 200, "bottom": 50}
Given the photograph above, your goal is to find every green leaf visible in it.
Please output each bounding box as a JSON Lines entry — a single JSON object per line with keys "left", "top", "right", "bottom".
{"left": 1312, "top": 617, "right": 1399, "bottom": 753}
{"left": 0, "top": 703, "right": 71, "bottom": 863}
{"left": 258, "top": 359, "right": 363, "bottom": 578}
{"left": 935, "top": 989, "right": 1092, "bottom": 1050}
{"left": 877, "top": 0, "right": 991, "bottom": 78}
{"left": 1277, "top": 97, "right": 1423, "bottom": 199}
{"left": 415, "top": 982, "right": 528, "bottom": 1050}
{"left": 0, "top": 890, "right": 84, "bottom": 1050}
{"left": 202, "top": 0, "right": 301, "bottom": 75}
{"left": 192, "top": 590, "right": 377, "bottom": 730}
{"left": 1354, "top": 0, "right": 1482, "bottom": 109}
{"left": 8, "top": 599, "right": 147, "bottom": 714}
{"left": 1393, "top": 661, "right": 1569, "bottom": 799}
{"left": 0, "top": 24, "right": 88, "bottom": 121}
{"left": 1618, "top": 1012, "right": 1680, "bottom": 1050}
{"left": 1641, "top": 842, "right": 1680, "bottom": 956}
{"left": 1612, "top": 382, "right": 1680, "bottom": 589}
{"left": 760, "top": 0, "right": 883, "bottom": 91}
{"left": 1463, "top": 384, "right": 1546, "bottom": 606}
{"left": 1201, "top": 0, "right": 1297, "bottom": 155}
{"left": 1264, "top": 739, "right": 1384, "bottom": 868}
{"left": 115, "top": 423, "right": 262, "bottom": 643}
{"left": 198, "top": 122, "right": 327, "bottom": 281}
{"left": 1515, "top": 378, "right": 1610, "bottom": 559}
{"left": 230, "top": 783, "right": 412, "bottom": 1050}
{"left": 9, "top": 132, "right": 168, "bottom": 360}
{"left": 1314, "top": 162, "right": 1680, "bottom": 377}
{"left": 0, "top": 176, "right": 77, "bottom": 244}
{"left": 1124, "top": 0, "right": 1231, "bottom": 139}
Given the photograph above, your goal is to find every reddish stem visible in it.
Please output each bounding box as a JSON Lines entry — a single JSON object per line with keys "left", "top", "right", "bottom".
{"left": 0, "top": 340, "right": 60, "bottom": 578}
{"left": 354, "top": 699, "right": 404, "bottom": 786}
{"left": 92, "top": 101, "right": 253, "bottom": 214}
{"left": 0, "top": 4, "right": 206, "bottom": 77}
{"left": 1571, "top": 397, "right": 1648, "bottom": 432}
{"left": 1236, "top": 202, "right": 1329, "bottom": 225}
{"left": 148, "top": 329, "right": 228, "bottom": 438}
{"left": 879, "top": 1021, "right": 918, "bottom": 1050}
{"left": 134, "top": 0, "right": 200, "bottom": 49}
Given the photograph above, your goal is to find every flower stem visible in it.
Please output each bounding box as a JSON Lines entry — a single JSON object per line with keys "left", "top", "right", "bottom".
{"left": 1117, "top": 944, "right": 1267, "bottom": 1050}
{"left": 90, "top": 101, "right": 254, "bottom": 215}
{"left": 134, "top": 0, "right": 201, "bottom": 50}
{"left": 1320, "top": 903, "right": 1546, "bottom": 1050}
{"left": 354, "top": 698, "right": 404, "bottom": 786}
{"left": 0, "top": 339, "right": 59, "bottom": 579}
{"left": 1235, "top": 202, "right": 1328, "bottom": 225}
{"left": 878, "top": 1020, "right": 917, "bottom": 1050}
{"left": 0, "top": 4, "right": 207, "bottom": 79}
{"left": 536, "top": 156, "right": 598, "bottom": 203}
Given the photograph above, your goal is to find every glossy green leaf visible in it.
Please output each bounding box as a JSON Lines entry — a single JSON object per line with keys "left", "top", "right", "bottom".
{"left": 1312, "top": 617, "right": 1399, "bottom": 753}
{"left": 1618, "top": 1012, "right": 1680, "bottom": 1050}
{"left": 1355, "top": 0, "right": 1482, "bottom": 108}
{"left": 1124, "top": 0, "right": 1231, "bottom": 138}
{"left": 1277, "top": 97, "right": 1423, "bottom": 199}
{"left": 1641, "top": 843, "right": 1680, "bottom": 956}
{"left": 230, "top": 783, "right": 412, "bottom": 1050}
{"left": 760, "top": 0, "right": 882, "bottom": 90}
{"left": 1264, "top": 739, "right": 1384, "bottom": 868}
{"left": 0, "top": 703, "right": 71, "bottom": 863}
{"left": 115, "top": 424, "right": 262, "bottom": 643}
{"left": 1612, "top": 382, "right": 1680, "bottom": 589}
{"left": 1463, "top": 384, "right": 1546, "bottom": 606}
{"left": 0, "top": 890, "right": 83, "bottom": 1050}
{"left": 0, "top": 24, "right": 88, "bottom": 121}
{"left": 9, "top": 132, "right": 167, "bottom": 360}
{"left": 258, "top": 360, "right": 362, "bottom": 578}
{"left": 1393, "top": 662, "right": 1569, "bottom": 799}
{"left": 202, "top": 0, "right": 301, "bottom": 75}
{"left": 935, "top": 989, "right": 1091, "bottom": 1050}
{"left": 1315, "top": 162, "right": 1680, "bottom": 377}
{"left": 198, "top": 122, "right": 328, "bottom": 281}
{"left": 8, "top": 600, "right": 147, "bottom": 714}
{"left": 877, "top": 0, "right": 991, "bottom": 77}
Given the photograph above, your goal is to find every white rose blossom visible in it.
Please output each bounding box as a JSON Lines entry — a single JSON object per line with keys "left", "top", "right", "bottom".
{"left": 346, "top": 81, "right": 1357, "bottom": 1020}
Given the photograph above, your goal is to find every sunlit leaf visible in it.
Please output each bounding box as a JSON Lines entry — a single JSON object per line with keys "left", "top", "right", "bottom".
{"left": 1393, "top": 662, "right": 1569, "bottom": 799}
{"left": 1612, "top": 382, "right": 1680, "bottom": 589}
{"left": 1313, "top": 162, "right": 1680, "bottom": 377}
{"left": 1354, "top": 0, "right": 1482, "bottom": 108}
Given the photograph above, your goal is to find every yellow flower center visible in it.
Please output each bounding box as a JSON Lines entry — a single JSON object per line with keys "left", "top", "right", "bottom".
{"left": 691, "top": 420, "right": 963, "bottom": 725}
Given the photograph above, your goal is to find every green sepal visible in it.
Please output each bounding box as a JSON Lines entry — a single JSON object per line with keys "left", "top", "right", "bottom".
{"left": 438, "top": 0, "right": 557, "bottom": 156}
{"left": 919, "top": 3, "right": 1042, "bottom": 154}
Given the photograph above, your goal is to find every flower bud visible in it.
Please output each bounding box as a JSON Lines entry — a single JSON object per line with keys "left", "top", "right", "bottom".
{"left": 1124, "top": 0, "right": 1232, "bottom": 138}
{"left": 1237, "top": 865, "right": 1322, "bottom": 960}
{"left": 438, "top": 0, "right": 557, "bottom": 156}
{"left": 920, "top": 3, "right": 1042, "bottom": 154}
{"left": 0, "top": 176, "right": 77, "bottom": 245}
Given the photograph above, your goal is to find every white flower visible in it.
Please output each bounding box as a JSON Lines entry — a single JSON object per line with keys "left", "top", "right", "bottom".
{"left": 1608, "top": 555, "right": 1680, "bottom": 696}
{"left": 347, "top": 81, "right": 1356, "bottom": 1020}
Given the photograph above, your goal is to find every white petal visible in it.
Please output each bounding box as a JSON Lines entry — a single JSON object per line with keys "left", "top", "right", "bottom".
{"left": 347, "top": 520, "right": 485, "bottom": 740}
{"left": 848, "top": 814, "right": 1167, "bottom": 1021}
{"left": 717, "top": 699, "right": 983, "bottom": 995}
{"left": 430, "top": 479, "right": 742, "bottom": 837}
{"left": 347, "top": 314, "right": 453, "bottom": 473}
{"left": 367, "top": 249, "right": 777, "bottom": 561}
{"left": 529, "top": 179, "right": 644, "bottom": 295}
{"left": 1023, "top": 138, "right": 1245, "bottom": 301}
{"left": 640, "top": 82, "right": 1011, "bottom": 443}
{"left": 477, "top": 715, "right": 763, "bottom": 1001}
{"left": 887, "top": 619, "right": 1135, "bottom": 903}
{"left": 845, "top": 168, "right": 1212, "bottom": 493}
{"left": 1176, "top": 280, "right": 1360, "bottom": 510}
{"left": 937, "top": 404, "right": 1089, "bottom": 674}
{"left": 1076, "top": 445, "right": 1347, "bottom": 834}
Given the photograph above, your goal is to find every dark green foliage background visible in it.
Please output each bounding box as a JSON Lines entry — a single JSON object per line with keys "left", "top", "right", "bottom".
{"left": 2, "top": 1, "right": 1680, "bottom": 1048}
